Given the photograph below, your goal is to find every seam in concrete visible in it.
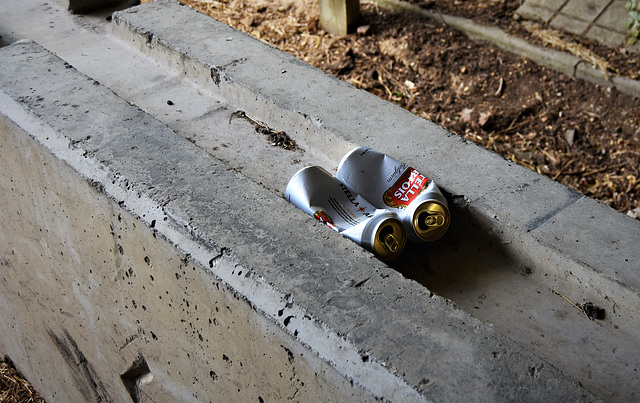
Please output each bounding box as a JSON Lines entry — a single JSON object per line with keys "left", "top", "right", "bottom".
{"left": 526, "top": 193, "right": 586, "bottom": 232}
{"left": 583, "top": 0, "right": 616, "bottom": 36}
{"left": 551, "top": 0, "right": 572, "bottom": 22}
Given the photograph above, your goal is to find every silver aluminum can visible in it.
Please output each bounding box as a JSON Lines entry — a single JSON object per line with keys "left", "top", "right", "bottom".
{"left": 336, "top": 147, "right": 450, "bottom": 242}
{"left": 286, "top": 166, "right": 406, "bottom": 261}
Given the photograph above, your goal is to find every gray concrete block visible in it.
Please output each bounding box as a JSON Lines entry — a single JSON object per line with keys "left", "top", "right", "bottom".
{"left": 574, "top": 61, "right": 614, "bottom": 88}
{"left": 586, "top": 24, "right": 628, "bottom": 46}
{"left": 2, "top": 0, "right": 640, "bottom": 399}
{"left": 109, "top": 2, "right": 640, "bottom": 399}
{"left": 612, "top": 73, "right": 640, "bottom": 96}
{"left": 551, "top": 13, "right": 591, "bottom": 35}
{"left": 594, "top": 0, "right": 630, "bottom": 34}
{"left": 516, "top": 3, "right": 557, "bottom": 23}
{"left": 561, "top": 0, "right": 613, "bottom": 20}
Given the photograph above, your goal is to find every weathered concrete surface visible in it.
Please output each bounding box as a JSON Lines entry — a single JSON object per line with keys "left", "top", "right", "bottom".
{"left": 112, "top": 0, "right": 640, "bottom": 324}
{"left": 0, "top": 38, "right": 599, "bottom": 402}
{"left": 110, "top": 1, "right": 640, "bottom": 400}
{"left": 0, "top": 101, "right": 373, "bottom": 402}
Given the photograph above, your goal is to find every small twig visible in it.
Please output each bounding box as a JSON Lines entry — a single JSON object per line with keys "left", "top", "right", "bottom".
{"left": 552, "top": 158, "right": 575, "bottom": 180}
{"left": 376, "top": 69, "right": 394, "bottom": 97}
{"left": 494, "top": 76, "right": 503, "bottom": 97}
{"left": 405, "top": 91, "right": 419, "bottom": 110}
{"left": 553, "top": 289, "right": 583, "bottom": 313}
{"left": 497, "top": 117, "right": 534, "bottom": 135}
{"left": 582, "top": 162, "right": 627, "bottom": 177}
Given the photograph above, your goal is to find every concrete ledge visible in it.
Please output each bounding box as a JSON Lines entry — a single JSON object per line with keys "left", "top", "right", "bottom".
{"left": 112, "top": 0, "right": 640, "bottom": 317}
{"left": 110, "top": 1, "right": 640, "bottom": 399}
{"left": 0, "top": 38, "right": 597, "bottom": 401}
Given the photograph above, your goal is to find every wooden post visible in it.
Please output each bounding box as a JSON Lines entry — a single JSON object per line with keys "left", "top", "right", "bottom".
{"left": 319, "top": 0, "right": 360, "bottom": 36}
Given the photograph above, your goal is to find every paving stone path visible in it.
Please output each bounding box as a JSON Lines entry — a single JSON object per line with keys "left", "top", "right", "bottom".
{"left": 516, "top": 0, "right": 639, "bottom": 50}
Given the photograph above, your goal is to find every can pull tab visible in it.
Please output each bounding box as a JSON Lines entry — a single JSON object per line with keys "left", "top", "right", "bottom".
{"left": 383, "top": 233, "right": 400, "bottom": 252}
{"left": 372, "top": 218, "right": 406, "bottom": 261}
{"left": 376, "top": 223, "right": 402, "bottom": 253}
{"left": 423, "top": 212, "right": 446, "bottom": 228}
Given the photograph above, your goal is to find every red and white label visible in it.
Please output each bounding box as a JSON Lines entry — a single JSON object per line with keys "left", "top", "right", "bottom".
{"left": 383, "top": 168, "right": 429, "bottom": 209}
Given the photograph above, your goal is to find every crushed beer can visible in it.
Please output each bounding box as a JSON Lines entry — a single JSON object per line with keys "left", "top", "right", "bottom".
{"left": 336, "top": 147, "right": 450, "bottom": 242}
{"left": 286, "top": 166, "right": 407, "bottom": 261}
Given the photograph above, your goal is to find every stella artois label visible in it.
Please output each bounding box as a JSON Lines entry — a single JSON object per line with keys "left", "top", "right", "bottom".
{"left": 383, "top": 168, "right": 429, "bottom": 209}
{"left": 313, "top": 210, "right": 337, "bottom": 231}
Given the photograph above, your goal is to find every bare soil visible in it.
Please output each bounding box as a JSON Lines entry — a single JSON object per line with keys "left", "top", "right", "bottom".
{"left": 171, "top": 0, "right": 640, "bottom": 217}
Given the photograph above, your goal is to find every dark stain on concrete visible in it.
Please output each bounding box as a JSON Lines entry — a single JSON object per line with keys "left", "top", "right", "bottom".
{"left": 47, "top": 327, "right": 111, "bottom": 402}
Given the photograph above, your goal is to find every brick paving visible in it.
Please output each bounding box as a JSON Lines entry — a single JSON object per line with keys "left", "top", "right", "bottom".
{"left": 516, "top": 0, "right": 639, "bottom": 50}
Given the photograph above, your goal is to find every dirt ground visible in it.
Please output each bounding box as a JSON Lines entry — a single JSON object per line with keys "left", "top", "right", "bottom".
{"left": 155, "top": 0, "right": 640, "bottom": 217}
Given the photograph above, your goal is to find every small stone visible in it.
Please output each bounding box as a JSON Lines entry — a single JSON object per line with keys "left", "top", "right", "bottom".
{"left": 564, "top": 129, "right": 575, "bottom": 147}
{"left": 356, "top": 25, "right": 371, "bottom": 36}
{"left": 627, "top": 206, "right": 640, "bottom": 219}
{"left": 479, "top": 112, "right": 491, "bottom": 127}
{"left": 460, "top": 108, "right": 474, "bottom": 124}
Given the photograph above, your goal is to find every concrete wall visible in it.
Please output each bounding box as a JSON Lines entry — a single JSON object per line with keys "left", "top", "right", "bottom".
{"left": 1, "top": 0, "right": 639, "bottom": 401}
{"left": 0, "top": 109, "right": 372, "bottom": 402}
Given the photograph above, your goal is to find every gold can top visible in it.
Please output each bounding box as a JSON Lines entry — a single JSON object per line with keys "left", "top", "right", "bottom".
{"left": 372, "top": 218, "right": 407, "bottom": 262}
{"left": 412, "top": 201, "right": 451, "bottom": 242}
